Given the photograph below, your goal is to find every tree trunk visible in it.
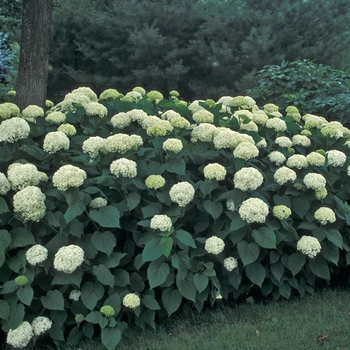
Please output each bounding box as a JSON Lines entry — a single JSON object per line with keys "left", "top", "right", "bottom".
{"left": 15, "top": 0, "right": 53, "bottom": 110}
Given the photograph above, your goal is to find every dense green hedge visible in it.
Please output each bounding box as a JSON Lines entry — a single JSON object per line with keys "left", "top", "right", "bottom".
{"left": 1, "top": 87, "right": 350, "bottom": 349}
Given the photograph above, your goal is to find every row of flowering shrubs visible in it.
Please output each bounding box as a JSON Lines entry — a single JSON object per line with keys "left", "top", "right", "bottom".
{"left": 1, "top": 87, "right": 350, "bottom": 348}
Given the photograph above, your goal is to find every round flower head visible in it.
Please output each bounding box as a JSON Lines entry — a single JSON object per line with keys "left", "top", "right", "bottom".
{"left": 170, "top": 116, "right": 191, "bottom": 129}
{"left": 191, "top": 123, "right": 218, "bottom": 143}
{"left": 53, "top": 165, "right": 87, "bottom": 191}
{"left": 147, "top": 124, "right": 167, "bottom": 137}
{"left": 223, "top": 257, "right": 238, "bottom": 271}
{"left": 0, "top": 117, "right": 30, "bottom": 143}
{"left": 303, "top": 114, "right": 325, "bottom": 129}
{"left": 0, "top": 172, "right": 10, "bottom": 195}
{"left": 272, "top": 205, "right": 292, "bottom": 220}
{"left": 150, "top": 214, "right": 172, "bottom": 232}
{"left": 252, "top": 110, "right": 268, "bottom": 126}
{"left": 129, "top": 134, "right": 143, "bottom": 148}
{"left": 104, "top": 134, "right": 134, "bottom": 154}
{"left": 57, "top": 92, "right": 91, "bottom": 112}
{"left": 22, "top": 104, "right": 44, "bottom": 121}
{"left": 226, "top": 198, "right": 236, "bottom": 212}
{"left": 57, "top": 123, "right": 77, "bottom": 136}
{"left": 264, "top": 103, "right": 279, "bottom": 114}
{"left": 121, "top": 91, "right": 143, "bottom": 102}
{"left": 268, "top": 151, "right": 286, "bottom": 166}
{"left": 275, "top": 136, "right": 292, "bottom": 148}
{"left": 75, "top": 314, "right": 85, "bottom": 324}
{"left": 123, "top": 293, "right": 141, "bottom": 309}
{"left": 315, "top": 188, "right": 328, "bottom": 199}
{"left": 233, "top": 142, "right": 259, "bottom": 161}
{"left": 234, "top": 167, "right": 263, "bottom": 191}
{"left": 320, "top": 124, "right": 343, "bottom": 139}
{"left": 54, "top": 245, "right": 84, "bottom": 273}
{"left": 99, "top": 88, "right": 122, "bottom": 100}
{"left": 286, "top": 106, "right": 301, "bottom": 122}
{"left": 306, "top": 152, "right": 325, "bottom": 167}
{"left": 314, "top": 207, "right": 336, "bottom": 225}
{"left": 161, "top": 110, "right": 181, "bottom": 121}
{"left": 239, "top": 198, "right": 269, "bottom": 224}
{"left": 0, "top": 102, "right": 21, "bottom": 120}
{"left": 69, "top": 289, "right": 81, "bottom": 301}
{"left": 26, "top": 244, "right": 48, "bottom": 266}
{"left": 82, "top": 136, "right": 106, "bottom": 158}
{"left": 7, "top": 321, "right": 33, "bottom": 348}
{"left": 256, "top": 138, "right": 267, "bottom": 149}
{"left": 286, "top": 154, "right": 308, "bottom": 169}
{"left": 169, "top": 181, "right": 195, "bottom": 207}
{"left": 146, "top": 90, "right": 163, "bottom": 103}
{"left": 133, "top": 86, "right": 146, "bottom": 96}
{"left": 213, "top": 128, "right": 241, "bottom": 149}
{"left": 127, "top": 109, "right": 148, "bottom": 123}
{"left": 71, "top": 87, "right": 98, "bottom": 102}
{"left": 110, "top": 112, "right": 132, "bottom": 129}
{"left": 188, "top": 100, "right": 205, "bottom": 113}
{"left": 192, "top": 109, "right": 214, "bottom": 124}
{"left": 7, "top": 163, "right": 41, "bottom": 191}
{"left": 233, "top": 110, "right": 254, "bottom": 122}
{"left": 240, "top": 121, "right": 258, "bottom": 133}
{"left": 203, "top": 163, "right": 227, "bottom": 181}
{"left": 145, "top": 175, "right": 166, "bottom": 189}
{"left": 292, "top": 135, "right": 311, "bottom": 147}
{"left": 303, "top": 173, "right": 326, "bottom": 191}
{"left": 45, "top": 111, "right": 66, "bottom": 125}
{"left": 110, "top": 158, "right": 137, "bottom": 178}
{"left": 90, "top": 197, "right": 108, "bottom": 209}
{"left": 100, "top": 305, "right": 115, "bottom": 318}
{"left": 265, "top": 118, "right": 287, "bottom": 132}
{"left": 163, "top": 138, "right": 183, "bottom": 153}
{"left": 15, "top": 275, "right": 29, "bottom": 286}
{"left": 170, "top": 90, "right": 180, "bottom": 98}
{"left": 138, "top": 115, "right": 161, "bottom": 129}
{"left": 31, "top": 316, "right": 52, "bottom": 336}
{"left": 84, "top": 102, "right": 108, "bottom": 118}
{"left": 217, "top": 96, "right": 234, "bottom": 113}
{"left": 43, "top": 131, "right": 70, "bottom": 154}
{"left": 301, "top": 129, "right": 312, "bottom": 136}
{"left": 274, "top": 166, "right": 297, "bottom": 185}
{"left": 297, "top": 236, "right": 321, "bottom": 258}
{"left": 204, "top": 236, "right": 225, "bottom": 255}
{"left": 46, "top": 99, "right": 54, "bottom": 108}
{"left": 13, "top": 186, "right": 46, "bottom": 222}
{"left": 230, "top": 96, "right": 247, "bottom": 108}
{"left": 327, "top": 150, "right": 346, "bottom": 167}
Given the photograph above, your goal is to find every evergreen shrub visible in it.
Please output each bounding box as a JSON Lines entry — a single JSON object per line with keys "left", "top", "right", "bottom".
{"left": 1, "top": 87, "right": 350, "bottom": 348}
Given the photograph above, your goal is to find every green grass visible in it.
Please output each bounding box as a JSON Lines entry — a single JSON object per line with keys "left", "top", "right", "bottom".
{"left": 47, "top": 288, "right": 350, "bottom": 350}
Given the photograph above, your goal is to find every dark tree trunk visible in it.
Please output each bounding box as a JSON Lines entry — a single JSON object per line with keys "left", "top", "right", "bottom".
{"left": 15, "top": 0, "right": 53, "bottom": 110}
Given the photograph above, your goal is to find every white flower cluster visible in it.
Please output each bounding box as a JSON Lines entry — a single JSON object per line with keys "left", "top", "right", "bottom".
{"left": 104, "top": 133, "right": 143, "bottom": 154}
{"left": 163, "top": 138, "right": 183, "bottom": 153}
{"left": 0, "top": 117, "right": 30, "bottom": 143}
{"left": 84, "top": 102, "right": 108, "bottom": 118}
{"left": 170, "top": 116, "right": 191, "bottom": 129}
{"left": 150, "top": 214, "right": 172, "bottom": 232}
{"left": 43, "top": 131, "right": 70, "bottom": 153}
{"left": 22, "top": 105, "right": 44, "bottom": 121}
{"left": 272, "top": 205, "right": 292, "bottom": 220}
{"left": 292, "top": 135, "right": 311, "bottom": 147}
{"left": 213, "top": 128, "right": 240, "bottom": 149}
{"left": 71, "top": 87, "right": 98, "bottom": 101}
{"left": 0, "top": 102, "right": 21, "bottom": 120}
{"left": 69, "top": 289, "right": 81, "bottom": 301}
{"left": 223, "top": 257, "right": 238, "bottom": 271}
{"left": 90, "top": 197, "right": 108, "bottom": 208}
{"left": 45, "top": 111, "right": 66, "bottom": 124}
{"left": 110, "top": 112, "right": 132, "bottom": 129}
{"left": 314, "top": 207, "right": 336, "bottom": 225}
{"left": 203, "top": 163, "right": 227, "bottom": 181}
{"left": 191, "top": 123, "right": 217, "bottom": 143}
{"left": 0, "top": 172, "right": 10, "bottom": 195}
{"left": 110, "top": 158, "right": 137, "bottom": 178}
{"left": 26, "top": 244, "right": 48, "bottom": 265}
{"left": 303, "top": 173, "right": 326, "bottom": 191}
{"left": 13, "top": 186, "right": 46, "bottom": 222}
{"left": 57, "top": 123, "right": 77, "bottom": 136}
{"left": 297, "top": 236, "right": 321, "bottom": 258}
{"left": 265, "top": 118, "right": 287, "bottom": 132}
{"left": 239, "top": 198, "right": 269, "bottom": 223}
{"left": 6, "top": 321, "right": 33, "bottom": 348}
{"left": 268, "top": 151, "right": 286, "bottom": 166}
{"left": 252, "top": 110, "right": 268, "bottom": 125}
{"left": 240, "top": 121, "right": 258, "bottom": 133}
{"left": 161, "top": 110, "right": 181, "bottom": 121}
{"left": 256, "top": 138, "right": 267, "bottom": 149}
{"left": 226, "top": 198, "right": 236, "bottom": 212}
{"left": 204, "top": 236, "right": 225, "bottom": 255}
{"left": 145, "top": 175, "right": 166, "bottom": 189}
{"left": 327, "top": 150, "right": 346, "bottom": 167}
{"left": 31, "top": 316, "right": 52, "bottom": 336}
{"left": 234, "top": 167, "right": 263, "bottom": 191}
{"left": 286, "top": 154, "right": 308, "bottom": 169}
{"left": 169, "top": 181, "right": 195, "bottom": 207}
{"left": 192, "top": 109, "right": 214, "bottom": 124}
{"left": 127, "top": 109, "right": 148, "bottom": 123}
{"left": 52, "top": 165, "right": 87, "bottom": 191}
{"left": 306, "top": 152, "right": 325, "bottom": 167}
{"left": 233, "top": 142, "right": 259, "bottom": 160}
{"left": 123, "top": 293, "right": 141, "bottom": 309}
{"left": 82, "top": 136, "right": 106, "bottom": 158}
{"left": 275, "top": 136, "right": 292, "bottom": 148}
{"left": 274, "top": 166, "right": 297, "bottom": 185}
{"left": 7, "top": 163, "right": 41, "bottom": 191}
{"left": 54, "top": 245, "right": 84, "bottom": 274}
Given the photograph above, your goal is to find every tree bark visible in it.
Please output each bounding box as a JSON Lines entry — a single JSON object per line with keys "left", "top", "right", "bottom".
{"left": 15, "top": 0, "right": 53, "bottom": 110}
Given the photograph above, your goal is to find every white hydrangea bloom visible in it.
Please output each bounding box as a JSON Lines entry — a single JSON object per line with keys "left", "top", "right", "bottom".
{"left": 13, "top": 186, "right": 46, "bottom": 222}
{"left": 22, "top": 105, "right": 44, "bottom": 121}
{"left": 57, "top": 92, "right": 91, "bottom": 112}
{"left": 104, "top": 134, "right": 134, "bottom": 154}
{"left": 274, "top": 166, "right": 297, "bottom": 185}
{"left": 188, "top": 100, "right": 206, "bottom": 113}
{"left": 303, "top": 173, "right": 326, "bottom": 191}
{"left": 7, "top": 163, "right": 41, "bottom": 191}
{"left": 43, "top": 131, "right": 70, "bottom": 154}
{"left": 268, "top": 151, "right": 286, "bottom": 166}
{"left": 264, "top": 103, "right": 279, "bottom": 114}
{"left": 170, "top": 116, "right": 191, "bottom": 130}
{"left": 223, "top": 257, "right": 238, "bottom": 271}
{"left": 240, "top": 121, "right": 258, "bottom": 132}
{"left": 129, "top": 134, "right": 143, "bottom": 147}
{"left": 54, "top": 245, "right": 84, "bottom": 273}
{"left": 7, "top": 321, "right": 33, "bottom": 348}
{"left": 90, "top": 197, "right": 108, "bottom": 208}
{"left": 0, "top": 172, "right": 11, "bottom": 195}
{"left": 191, "top": 123, "right": 218, "bottom": 143}
{"left": 234, "top": 167, "right": 263, "bottom": 191}
{"left": 126, "top": 109, "right": 148, "bottom": 123}
{"left": 204, "top": 236, "right": 225, "bottom": 255}
{"left": 69, "top": 289, "right": 81, "bottom": 301}
{"left": 52, "top": 165, "right": 87, "bottom": 191}
{"left": 265, "top": 118, "right": 287, "bottom": 132}
{"left": 138, "top": 115, "right": 161, "bottom": 129}
{"left": 286, "top": 154, "right": 308, "bottom": 169}
{"left": 57, "top": 123, "right": 76, "bottom": 136}
{"left": 327, "top": 150, "right": 346, "bottom": 167}
{"left": 275, "top": 136, "right": 292, "bottom": 148}
{"left": 110, "top": 112, "right": 132, "bottom": 129}
{"left": 26, "top": 244, "right": 48, "bottom": 265}
{"left": 145, "top": 175, "right": 166, "bottom": 189}
{"left": 123, "top": 293, "right": 141, "bottom": 309}
{"left": 217, "top": 95, "right": 234, "bottom": 113}
{"left": 315, "top": 188, "right": 328, "bottom": 199}
{"left": 272, "top": 205, "right": 292, "bottom": 220}
{"left": 213, "top": 128, "right": 241, "bottom": 149}
{"left": 292, "top": 135, "right": 311, "bottom": 147}
{"left": 169, "top": 181, "right": 195, "bottom": 207}
{"left": 203, "top": 163, "right": 227, "bottom": 181}
{"left": 161, "top": 110, "right": 181, "bottom": 121}
{"left": 110, "top": 158, "right": 137, "bottom": 178}
{"left": 233, "top": 110, "right": 254, "bottom": 122}
{"left": 238, "top": 198, "right": 269, "bottom": 223}
{"left": 226, "top": 198, "right": 236, "bottom": 212}
{"left": 45, "top": 111, "right": 66, "bottom": 125}
{"left": 192, "top": 109, "right": 214, "bottom": 124}
{"left": 252, "top": 110, "right": 268, "bottom": 126}
{"left": 150, "top": 214, "right": 172, "bottom": 232}
{"left": 320, "top": 124, "right": 343, "bottom": 139}
{"left": 163, "top": 138, "right": 183, "bottom": 153}
{"left": 233, "top": 142, "right": 259, "bottom": 160}
{"left": 297, "top": 236, "right": 321, "bottom": 258}
{"left": 31, "top": 316, "right": 52, "bottom": 336}
{"left": 314, "top": 207, "right": 336, "bottom": 225}
{"left": 0, "top": 117, "right": 30, "bottom": 143}
{"left": 71, "top": 87, "right": 98, "bottom": 102}
{"left": 306, "top": 152, "right": 326, "bottom": 167}
{"left": 256, "top": 138, "right": 267, "bottom": 149}
{"left": 82, "top": 136, "right": 106, "bottom": 158}
{"left": 84, "top": 102, "right": 108, "bottom": 118}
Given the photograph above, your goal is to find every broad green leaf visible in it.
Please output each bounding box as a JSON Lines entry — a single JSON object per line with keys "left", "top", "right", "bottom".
{"left": 228, "top": 270, "right": 241, "bottom": 289}
{"left": 103, "top": 252, "right": 127, "bottom": 268}
{"left": 101, "top": 327, "right": 122, "bottom": 350}
{"left": 0, "top": 300, "right": 10, "bottom": 320}
{"left": 237, "top": 240, "right": 259, "bottom": 266}
{"left": 147, "top": 260, "right": 170, "bottom": 289}
{"left": 41, "top": 290, "right": 64, "bottom": 310}
{"left": 130, "top": 272, "right": 145, "bottom": 292}
{"left": 228, "top": 212, "right": 247, "bottom": 231}
{"left": 270, "top": 261, "right": 285, "bottom": 283}
{"left": 279, "top": 282, "right": 291, "bottom": 299}
{"left": 194, "top": 273, "right": 209, "bottom": 293}
{"left": 321, "top": 240, "right": 339, "bottom": 265}
{"left": 161, "top": 288, "right": 182, "bottom": 316}
{"left": 0, "top": 198, "right": 9, "bottom": 214}
{"left": 160, "top": 237, "right": 173, "bottom": 258}
{"left": 325, "top": 228, "right": 343, "bottom": 249}
{"left": 17, "top": 286, "right": 34, "bottom": 306}
{"left": 67, "top": 326, "right": 82, "bottom": 345}
{"left": 114, "top": 268, "right": 130, "bottom": 287}
{"left": 175, "top": 230, "right": 197, "bottom": 248}
{"left": 166, "top": 157, "right": 186, "bottom": 175}
{"left": 93, "top": 265, "right": 115, "bottom": 287}
{"left": 10, "top": 227, "right": 35, "bottom": 247}
{"left": 203, "top": 200, "right": 223, "bottom": 219}
{"left": 309, "top": 257, "right": 330, "bottom": 280}
{"left": 50, "top": 310, "right": 67, "bottom": 327}
{"left": 288, "top": 253, "right": 306, "bottom": 276}
{"left": 8, "top": 303, "right": 25, "bottom": 329}
{"left": 245, "top": 262, "right": 266, "bottom": 287}
{"left": 49, "top": 323, "right": 65, "bottom": 341}
{"left": 51, "top": 270, "right": 83, "bottom": 287}
{"left": 0, "top": 230, "right": 11, "bottom": 250}
{"left": 0, "top": 280, "right": 17, "bottom": 294}
{"left": 64, "top": 200, "right": 85, "bottom": 224}
{"left": 104, "top": 292, "right": 121, "bottom": 316}
{"left": 142, "top": 238, "right": 162, "bottom": 262}
{"left": 199, "top": 180, "right": 218, "bottom": 197}
{"left": 91, "top": 231, "right": 117, "bottom": 256}
{"left": 89, "top": 206, "right": 120, "bottom": 228}
{"left": 292, "top": 197, "right": 310, "bottom": 218}
{"left": 127, "top": 192, "right": 141, "bottom": 211}
{"left": 142, "top": 295, "right": 161, "bottom": 310}
{"left": 141, "top": 203, "right": 162, "bottom": 219}
{"left": 176, "top": 272, "right": 196, "bottom": 302}
{"left": 81, "top": 281, "right": 105, "bottom": 310}
{"left": 171, "top": 250, "right": 190, "bottom": 281}
{"left": 252, "top": 227, "right": 276, "bottom": 249}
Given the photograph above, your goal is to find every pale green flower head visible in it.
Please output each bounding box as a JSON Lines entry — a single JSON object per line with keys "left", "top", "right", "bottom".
{"left": 240, "top": 121, "right": 258, "bottom": 132}
{"left": 75, "top": 314, "right": 85, "bottom": 324}
{"left": 205, "top": 99, "right": 216, "bottom": 108}
{"left": 252, "top": 110, "right": 268, "bottom": 126}
{"left": 204, "top": 236, "right": 225, "bottom": 255}
{"left": 84, "top": 102, "right": 108, "bottom": 118}
{"left": 46, "top": 99, "right": 54, "bottom": 108}
{"left": 285, "top": 106, "right": 299, "bottom": 114}
{"left": 45, "top": 111, "right": 66, "bottom": 125}
{"left": 43, "top": 131, "right": 70, "bottom": 154}
{"left": 306, "top": 152, "right": 325, "bottom": 166}
{"left": 146, "top": 90, "right": 163, "bottom": 103}
{"left": 297, "top": 236, "right": 321, "bottom": 258}
{"left": 8, "top": 90, "right": 16, "bottom": 97}
{"left": 145, "top": 175, "right": 166, "bottom": 189}
{"left": 52, "top": 165, "right": 87, "bottom": 191}
{"left": 110, "top": 158, "right": 137, "bottom": 178}
{"left": 169, "top": 90, "right": 180, "bottom": 97}
{"left": 287, "top": 148, "right": 295, "bottom": 155}
{"left": 90, "top": 197, "right": 108, "bottom": 209}
{"left": 100, "top": 305, "right": 115, "bottom": 318}
{"left": 104, "top": 134, "right": 133, "bottom": 154}
{"left": 57, "top": 123, "right": 77, "bottom": 136}
{"left": 170, "top": 116, "right": 191, "bottom": 129}
{"left": 123, "top": 293, "right": 141, "bottom": 309}
{"left": 314, "top": 207, "right": 336, "bottom": 225}
{"left": 150, "top": 214, "right": 172, "bottom": 232}
{"left": 161, "top": 109, "right": 181, "bottom": 121}
{"left": 22, "top": 105, "right": 44, "bottom": 121}
{"left": 175, "top": 100, "right": 187, "bottom": 106}
{"left": 99, "top": 88, "right": 122, "bottom": 100}
{"left": 58, "top": 92, "right": 91, "bottom": 112}
{"left": 292, "top": 135, "right": 311, "bottom": 147}
{"left": 163, "top": 138, "right": 183, "bottom": 153}
{"left": 132, "top": 86, "right": 146, "bottom": 96}
{"left": 263, "top": 103, "right": 279, "bottom": 114}
{"left": 110, "top": 112, "right": 132, "bottom": 129}
{"left": 272, "top": 205, "right": 291, "bottom": 220}
{"left": 69, "top": 289, "right": 81, "bottom": 301}
{"left": 300, "top": 129, "right": 312, "bottom": 136}
{"left": 0, "top": 102, "right": 21, "bottom": 120}
{"left": 0, "top": 117, "right": 30, "bottom": 143}
{"left": 316, "top": 149, "right": 327, "bottom": 157}
{"left": 223, "top": 257, "right": 238, "bottom": 271}
{"left": 315, "top": 187, "right": 328, "bottom": 199}
{"left": 31, "top": 316, "right": 52, "bottom": 336}
{"left": 122, "top": 91, "right": 142, "bottom": 102}
{"left": 203, "top": 163, "right": 227, "bottom": 181}
{"left": 15, "top": 275, "right": 29, "bottom": 286}
{"left": 286, "top": 154, "right": 308, "bottom": 169}
{"left": 285, "top": 106, "right": 301, "bottom": 122}
{"left": 230, "top": 96, "right": 247, "bottom": 108}
{"left": 71, "top": 86, "right": 98, "bottom": 102}
{"left": 239, "top": 197, "right": 269, "bottom": 223}
{"left": 265, "top": 117, "right": 287, "bottom": 132}
{"left": 192, "top": 109, "right": 214, "bottom": 124}
{"left": 147, "top": 124, "right": 168, "bottom": 137}
{"left": 320, "top": 125, "right": 343, "bottom": 139}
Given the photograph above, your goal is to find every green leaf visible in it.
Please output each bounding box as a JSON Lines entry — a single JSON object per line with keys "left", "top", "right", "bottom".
{"left": 127, "top": 192, "right": 141, "bottom": 211}
{"left": 203, "top": 200, "right": 223, "bottom": 219}
{"left": 0, "top": 300, "right": 10, "bottom": 320}
{"left": 252, "top": 227, "right": 276, "bottom": 249}
{"left": 89, "top": 206, "right": 120, "bottom": 228}
{"left": 171, "top": 250, "right": 190, "bottom": 281}
{"left": 17, "top": 286, "right": 34, "bottom": 306}
{"left": 104, "top": 292, "right": 121, "bottom": 316}
{"left": 166, "top": 157, "right": 186, "bottom": 175}
{"left": 91, "top": 231, "right": 117, "bottom": 256}
{"left": 142, "top": 238, "right": 162, "bottom": 262}
{"left": 199, "top": 180, "right": 218, "bottom": 197}
{"left": 161, "top": 288, "right": 182, "bottom": 316}
{"left": 64, "top": 200, "right": 85, "bottom": 224}
{"left": 142, "top": 295, "right": 161, "bottom": 310}
{"left": 41, "top": 290, "right": 64, "bottom": 310}
{"left": 8, "top": 303, "right": 25, "bottom": 329}
{"left": 0, "top": 280, "right": 17, "bottom": 294}
{"left": 271, "top": 261, "right": 285, "bottom": 283}
{"left": 228, "top": 212, "right": 247, "bottom": 231}
{"left": 141, "top": 203, "right": 162, "bottom": 219}
{"left": 130, "top": 272, "right": 145, "bottom": 292}
{"left": 103, "top": 252, "right": 127, "bottom": 268}
{"left": 0, "top": 198, "right": 9, "bottom": 214}
{"left": 50, "top": 310, "right": 67, "bottom": 327}
{"left": 194, "top": 273, "right": 209, "bottom": 293}
{"left": 101, "top": 327, "right": 122, "bottom": 350}
{"left": 288, "top": 253, "right": 306, "bottom": 276}
{"left": 93, "top": 265, "right": 115, "bottom": 287}
{"left": 51, "top": 270, "right": 83, "bottom": 287}
{"left": 81, "top": 281, "right": 105, "bottom": 310}
{"left": 325, "top": 229, "right": 343, "bottom": 249}
{"left": 309, "top": 257, "right": 330, "bottom": 280}
{"left": 147, "top": 260, "right": 170, "bottom": 289}
{"left": 0, "top": 229, "right": 11, "bottom": 250}
{"left": 321, "top": 241, "right": 339, "bottom": 265}
{"left": 67, "top": 326, "right": 82, "bottom": 345}
{"left": 114, "top": 269, "right": 130, "bottom": 287}
{"left": 245, "top": 262, "right": 266, "bottom": 287}
{"left": 160, "top": 237, "right": 173, "bottom": 258}
{"left": 237, "top": 240, "right": 259, "bottom": 266}
{"left": 176, "top": 272, "right": 196, "bottom": 302}
{"left": 175, "top": 230, "right": 197, "bottom": 248}
{"left": 10, "top": 227, "right": 35, "bottom": 247}
{"left": 85, "top": 311, "right": 102, "bottom": 324}
{"left": 279, "top": 282, "right": 291, "bottom": 299}
{"left": 292, "top": 197, "right": 310, "bottom": 218}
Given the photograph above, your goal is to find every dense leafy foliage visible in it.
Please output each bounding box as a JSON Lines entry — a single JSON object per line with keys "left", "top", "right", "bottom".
{"left": 1, "top": 86, "right": 350, "bottom": 348}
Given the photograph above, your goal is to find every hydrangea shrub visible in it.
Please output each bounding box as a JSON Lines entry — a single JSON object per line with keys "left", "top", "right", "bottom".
{"left": 1, "top": 88, "right": 350, "bottom": 348}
